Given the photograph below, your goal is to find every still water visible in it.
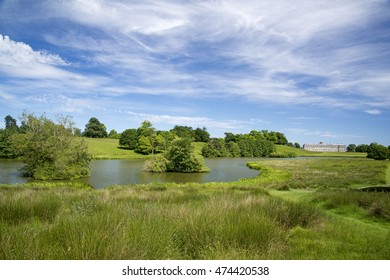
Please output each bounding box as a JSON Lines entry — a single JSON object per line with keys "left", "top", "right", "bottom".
{"left": 0, "top": 158, "right": 260, "bottom": 189}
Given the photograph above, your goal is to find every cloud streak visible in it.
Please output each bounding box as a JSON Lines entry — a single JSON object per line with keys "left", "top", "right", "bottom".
{"left": 0, "top": 0, "right": 389, "bottom": 144}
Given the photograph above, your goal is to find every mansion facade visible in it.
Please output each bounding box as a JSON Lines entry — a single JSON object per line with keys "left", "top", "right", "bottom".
{"left": 303, "top": 142, "right": 347, "bottom": 152}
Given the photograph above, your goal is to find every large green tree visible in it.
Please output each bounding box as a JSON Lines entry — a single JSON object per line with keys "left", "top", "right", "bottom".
{"left": 367, "top": 143, "right": 389, "bottom": 160}
{"left": 119, "top": 128, "right": 138, "bottom": 149}
{"left": 82, "top": 117, "right": 108, "bottom": 138}
{"left": 11, "top": 113, "right": 91, "bottom": 179}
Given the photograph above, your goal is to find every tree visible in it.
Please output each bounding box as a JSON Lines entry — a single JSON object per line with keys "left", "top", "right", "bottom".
{"left": 356, "top": 144, "right": 369, "bottom": 153}
{"left": 294, "top": 142, "right": 301, "bottom": 149}
{"left": 137, "top": 120, "right": 155, "bottom": 138}
{"left": 82, "top": 117, "right": 107, "bottom": 138}
{"left": 194, "top": 127, "right": 210, "bottom": 142}
{"left": 73, "top": 127, "right": 82, "bottom": 137}
{"left": 5, "top": 115, "right": 18, "bottom": 130}
{"left": 347, "top": 144, "right": 357, "bottom": 152}
{"left": 0, "top": 129, "right": 16, "bottom": 158}
{"left": 202, "top": 138, "right": 228, "bottom": 157}
{"left": 135, "top": 136, "right": 152, "bottom": 154}
{"left": 11, "top": 113, "right": 90, "bottom": 179}
{"left": 170, "top": 125, "right": 193, "bottom": 140}
{"left": 0, "top": 115, "right": 19, "bottom": 158}
{"left": 108, "top": 129, "right": 120, "bottom": 139}
{"left": 367, "top": 143, "right": 389, "bottom": 160}
{"left": 165, "top": 138, "right": 206, "bottom": 172}
{"left": 226, "top": 141, "right": 241, "bottom": 157}
{"left": 119, "top": 128, "right": 138, "bottom": 149}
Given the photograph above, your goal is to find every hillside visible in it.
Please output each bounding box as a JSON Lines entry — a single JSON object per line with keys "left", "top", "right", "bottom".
{"left": 275, "top": 145, "right": 367, "bottom": 158}
{"left": 85, "top": 138, "right": 147, "bottom": 159}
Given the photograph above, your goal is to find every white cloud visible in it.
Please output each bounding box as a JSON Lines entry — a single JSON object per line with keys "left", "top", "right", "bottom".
{"left": 0, "top": 34, "right": 71, "bottom": 79}
{"left": 125, "top": 111, "right": 253, "bottom": 130}
{"left": 365, "top": 109, "right": 382, "bottom": 115}
{"left": 1, "top": 0, "right": 390, "bottom": 114}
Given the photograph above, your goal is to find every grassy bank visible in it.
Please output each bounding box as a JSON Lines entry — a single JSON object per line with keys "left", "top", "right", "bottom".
{"left": 85, "top": 138, "right": 148, "bottom": 159}
{"left": 275, "top": 145, "right": 367, "bottom": 158}
{"left": 1, "top": 158, "right": 389, "bottom": 260}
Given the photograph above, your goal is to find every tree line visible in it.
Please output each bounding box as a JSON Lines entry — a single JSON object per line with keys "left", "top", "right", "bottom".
{"left": 1, "top": 113, "right": 389, "bottom": 179}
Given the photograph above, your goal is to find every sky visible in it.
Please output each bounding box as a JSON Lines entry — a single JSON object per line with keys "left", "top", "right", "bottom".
{"left": 0, "top": 0, "right": 389, "bottom": 146}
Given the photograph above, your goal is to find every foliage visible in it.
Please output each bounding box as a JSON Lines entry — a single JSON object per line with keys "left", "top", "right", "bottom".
{"left": 135, "top": 136, "right": 152, "bottom": 155}
{"left": 356, "top": 144, "right": 369, "bottom": 153}
{"left": 145, "top": 138, "right": 207, "bottom": 173}
{"left": 82, "top": 117, "right": 108, "bottom": 138}
{"left": 201, "top": 138, "right": 229, "bottom": 157}
{"left": 237, "top": 134, "right": 275, "bottom": 157}
{"left": 119, "top": 128, "right": 138, "bottom": 149}
{"left": 202, "top": 133, "right": 275, "bottom": 158}
{"left": 0, "top": 129, "right": 17, "bottom": 158}
{"left": 367, "top": 143, "right": 390, "bottom": 160}
{"left": 165, "top": 138, "right": 207, "bottom": 172}
{"left": 170, "top": 125, "right": 194, "bottom": 140}
{"left": 143, "top": 155, "right": 169, "bottom": 173}
{"left": 193, "top": 127, "right": 210, "bottom": 142}
{"left": 347, "top": 144, "right": 356, "bottom": 152}
{"left": 11, "top": 113, "right": 91, "bottom": 179}
{"left": 108, "top": 129, "right": 120, "bottom": 139}
{"left": 0, "top": 115, "right": 19, "bottom": 158}
{"left": 5, "top": 115, "right": 18, "bottom": 130}
{"left": 137, "top": 120, "right": 155, "bottom": 137}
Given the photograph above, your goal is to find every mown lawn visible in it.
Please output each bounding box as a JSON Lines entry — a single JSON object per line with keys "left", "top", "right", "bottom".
{"left": 85, "top": 138, "right": 148, "bottom": 159}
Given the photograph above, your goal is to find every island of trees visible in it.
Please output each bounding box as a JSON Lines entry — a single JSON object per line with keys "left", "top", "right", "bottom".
{"left": 1, "top": 113, "right": 389, "bottom": 180}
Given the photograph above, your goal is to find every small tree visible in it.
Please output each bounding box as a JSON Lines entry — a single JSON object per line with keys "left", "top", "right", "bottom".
{"left": 165, "top": 138, "right": 206, "bottom": 172}
{"left": 5, "top": 115, "right": 18, "bottom": 130}
{"left": 347, "top": 144, "right": 356, "bottom": 152}
{"left": 83, "top": 117, "right": 108, "bottom": 138}
{"left": 11, "top": 113, "right": 91, "bottom": 179}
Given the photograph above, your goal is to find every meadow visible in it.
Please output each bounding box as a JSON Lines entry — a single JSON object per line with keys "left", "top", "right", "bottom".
{"left": 1, "top": 152, "right": 389, "bottom": 259}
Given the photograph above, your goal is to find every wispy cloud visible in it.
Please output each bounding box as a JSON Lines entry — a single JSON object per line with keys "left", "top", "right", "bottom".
{"left": 0, "top": 0, "right": 389, "bottom": 143}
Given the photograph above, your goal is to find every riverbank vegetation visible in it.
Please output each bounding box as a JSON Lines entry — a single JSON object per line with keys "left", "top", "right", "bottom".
{"left": 9, "top": 113, "right": 91, "bottom": 180}
{"left": 1, "top": 158, "right": 389, "bottom": 259}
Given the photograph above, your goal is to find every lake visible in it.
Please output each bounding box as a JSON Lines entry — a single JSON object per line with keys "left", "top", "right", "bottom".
{"left": 0, "top": 158, "right": 261, "bottom": 189}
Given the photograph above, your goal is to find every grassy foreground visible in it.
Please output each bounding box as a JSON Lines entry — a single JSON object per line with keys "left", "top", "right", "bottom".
{"left": 1, "top": 158, "right": 389, "bottom": 260}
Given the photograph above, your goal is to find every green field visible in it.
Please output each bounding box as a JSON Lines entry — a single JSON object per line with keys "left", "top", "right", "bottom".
{"left": 1, "top": 157, "right": 389, "bottom": 260}
{"left": 275, "top": 144, "right": 367, "bottom": 157}
{"left": 85, "top": 138, "right": 148, "bottom": 159}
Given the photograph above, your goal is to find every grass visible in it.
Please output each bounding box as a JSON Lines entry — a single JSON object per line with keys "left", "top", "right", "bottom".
{"left": 248, "top": 158, "right": 388, "bottom": 189}
{"left": 275, "top": 145, "right": 367, "bottom": 158}
{"left": 85, "top": 138, "right": 148, "bottom": 159}
{"left": 1, "top": 157, "right": 389, "bottom": 260}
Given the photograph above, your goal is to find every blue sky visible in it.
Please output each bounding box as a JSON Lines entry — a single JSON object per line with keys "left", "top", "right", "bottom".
{"left": 0, "top": 0, "right": 389, "bottom": 146}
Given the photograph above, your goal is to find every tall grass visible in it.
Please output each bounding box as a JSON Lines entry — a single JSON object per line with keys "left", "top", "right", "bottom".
{"left": 253, "top": 158, "right": 388, "bottom": 189}
{"left": 1, "top": 185, "right": 325, "bottom": 259}
{"left": 1, "top": 158, "right": 389, "bottom": 260}
{"left": 314, "top": 189, "right": 390, "bottom": 221}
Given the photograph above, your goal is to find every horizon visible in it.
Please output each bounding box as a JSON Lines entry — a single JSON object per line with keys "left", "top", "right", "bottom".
{"left": 1, "top": 0, "right": 389, "bottom": 146}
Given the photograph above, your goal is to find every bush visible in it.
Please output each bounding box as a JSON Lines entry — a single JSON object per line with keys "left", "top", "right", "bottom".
{"left": 11, "top": 113, "right": 91, "bottom": 180}
{"left": 143, "top": 156, "right": 169, "bottom": 173}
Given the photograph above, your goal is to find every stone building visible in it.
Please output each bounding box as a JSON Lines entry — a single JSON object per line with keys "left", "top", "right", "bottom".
{"left": 303, "top": 142, "right": 347, "bottom": 152}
